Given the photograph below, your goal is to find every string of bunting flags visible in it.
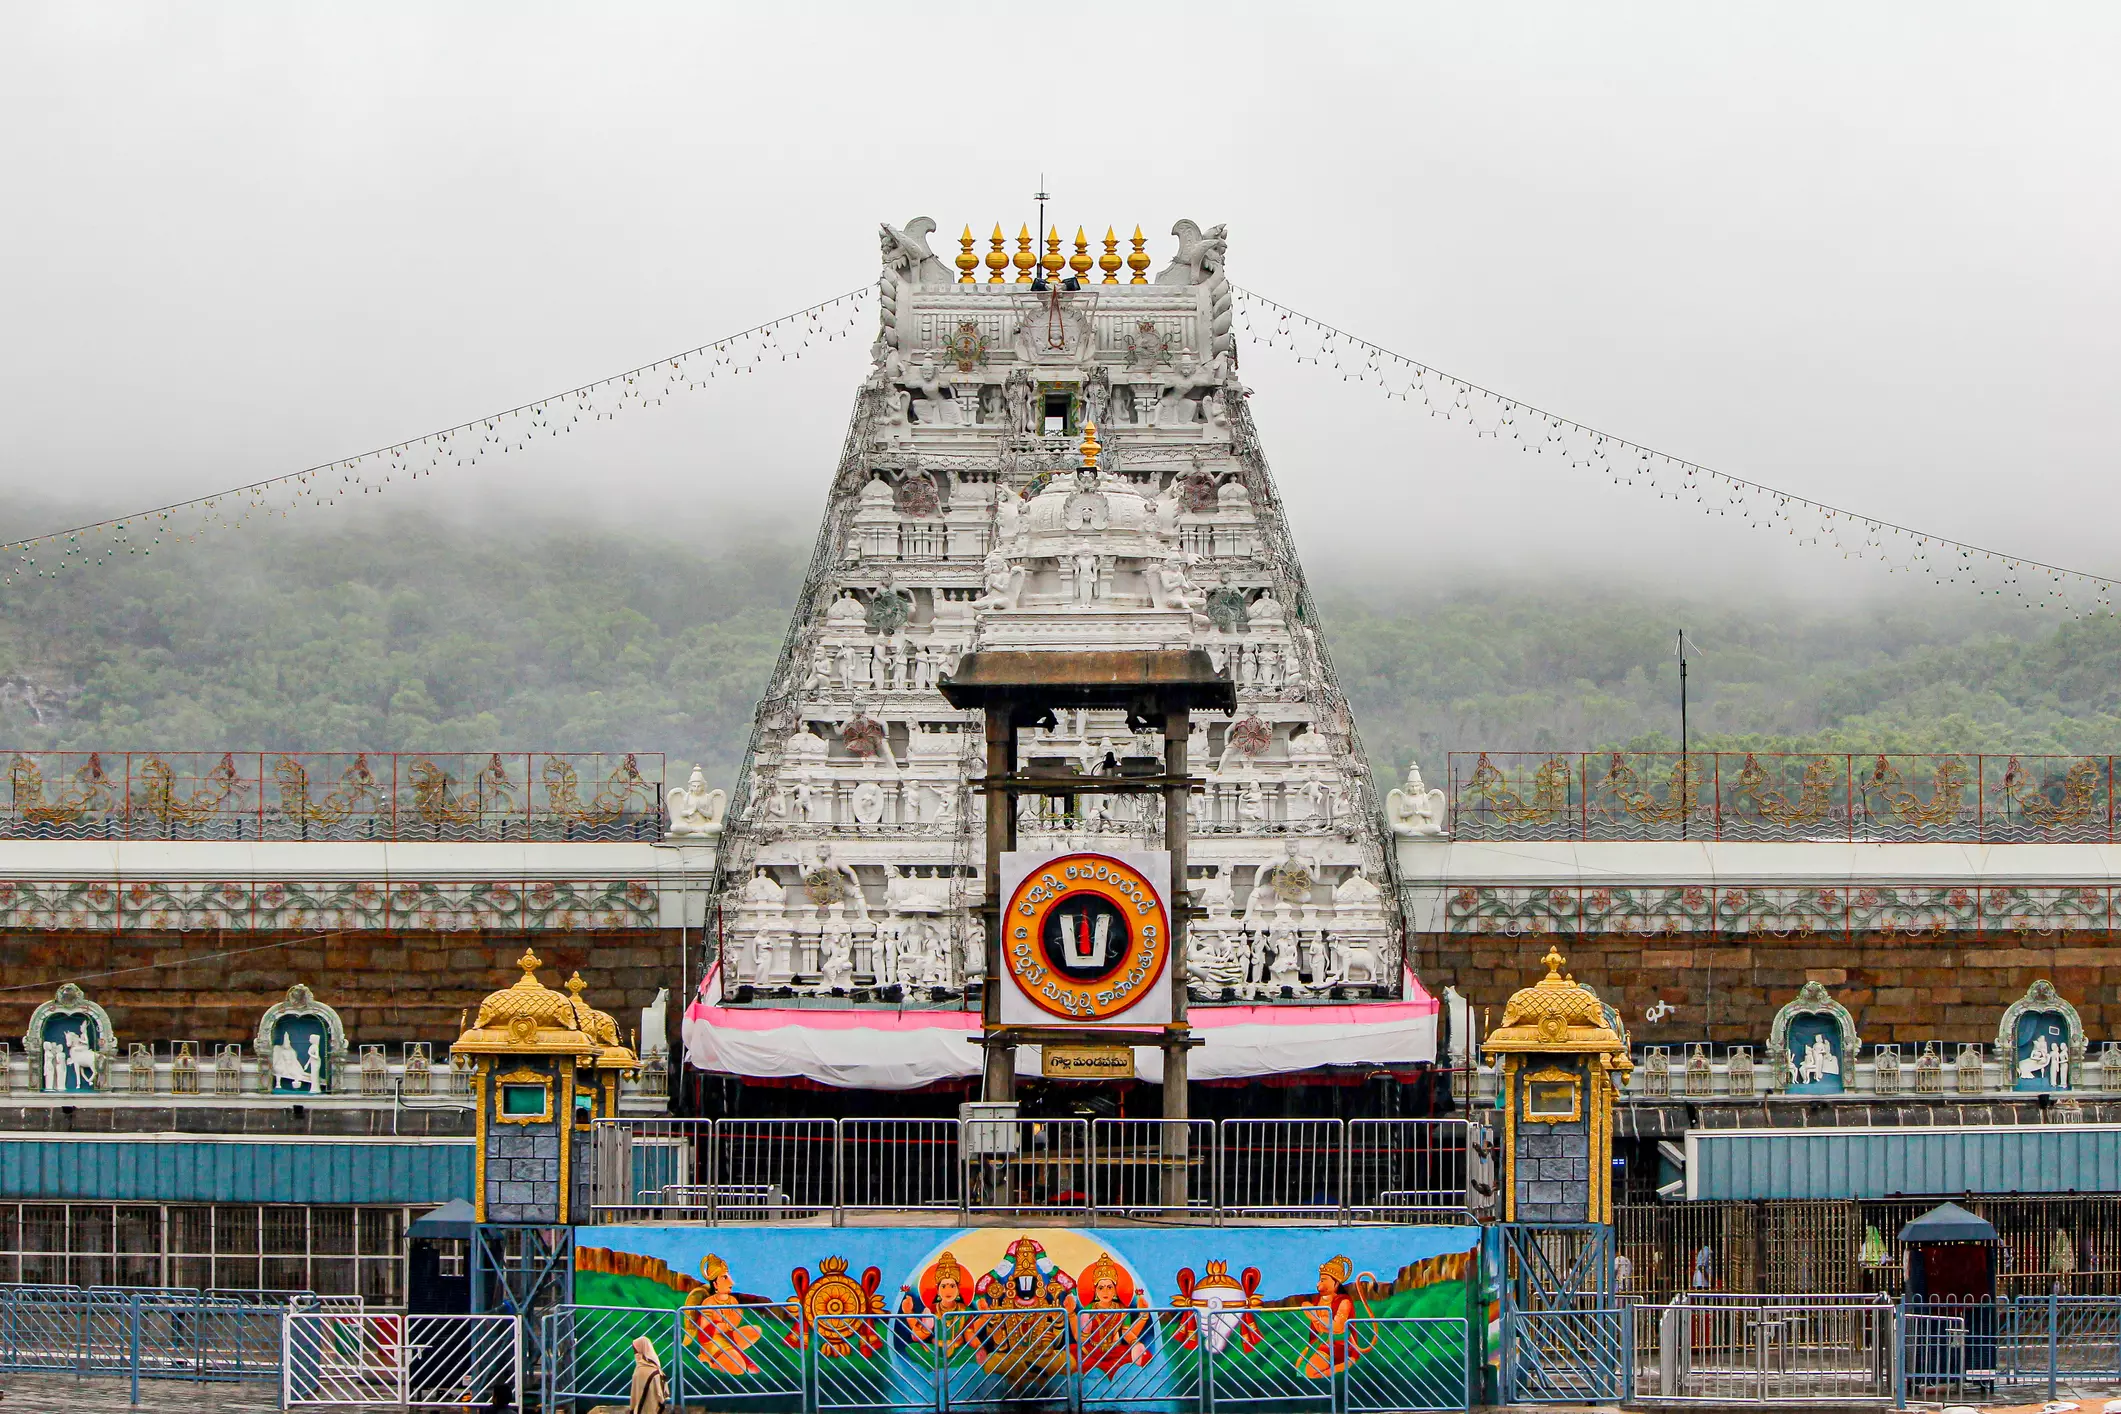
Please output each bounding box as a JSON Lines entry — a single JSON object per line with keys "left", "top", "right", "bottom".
{"left": 2, "top": 285, "right": 875, "bottom": 584}
{"left": 1232, "top": 285, "right": 2115, "bottom": 613}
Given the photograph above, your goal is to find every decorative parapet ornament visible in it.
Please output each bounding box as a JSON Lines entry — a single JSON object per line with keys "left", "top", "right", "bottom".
{"left": 1997, "top": 979, "right": 2085, "bottom": 1092}
{"left": 252, "top": 984, "right": 349, "bottom": 1096}
{"left": 1766, "top": 981, "right": 1861, "bottom": 1095}
{"left": 23, "top": 983, "right": 116, "bottom": 1093}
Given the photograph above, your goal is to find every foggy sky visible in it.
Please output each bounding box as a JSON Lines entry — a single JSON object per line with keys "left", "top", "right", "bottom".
{"left": 3, "top": 3, "right": 2117, "bottom": 598}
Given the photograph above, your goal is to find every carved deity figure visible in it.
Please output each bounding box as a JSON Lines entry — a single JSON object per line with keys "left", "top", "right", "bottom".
{"left": 906, "top": 353, "right": 960, "bottom": 425}
{"left": 972, "top": 550, "right": 1023, "bottom": 611}
{"left": 1003, "top": 367, "right": 1037, "bottom": 434}
{"left": 1386, "top": 761, "right": 1448, "bottom": 838}
{"left": 667, "top": 766, "right": 727, "bottom": 838}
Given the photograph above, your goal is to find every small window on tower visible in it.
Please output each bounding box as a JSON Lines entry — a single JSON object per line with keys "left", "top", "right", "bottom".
{"left": 1044, "top": 394, "right": 1072, "bottom": 435}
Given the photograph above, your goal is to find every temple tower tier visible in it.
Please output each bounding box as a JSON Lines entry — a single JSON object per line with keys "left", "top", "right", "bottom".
{"left": 710, "top": 216, "right": 1408, "bottom": 1016}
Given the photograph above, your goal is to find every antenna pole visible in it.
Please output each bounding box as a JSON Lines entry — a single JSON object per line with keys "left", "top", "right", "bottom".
{"left": 1034, "top": 177, "right": 1050, "bottom": 264}
{"left": 1677, "top": 628, "right": 1689, "bottom": 841}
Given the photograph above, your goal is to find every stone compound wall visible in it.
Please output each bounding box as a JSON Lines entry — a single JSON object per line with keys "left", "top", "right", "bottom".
{"left": 0, "top": 928, "right": 680, "bottom": 1053}
{"left": 1430, "top": 930, "right": 2121, "bottom": 1050}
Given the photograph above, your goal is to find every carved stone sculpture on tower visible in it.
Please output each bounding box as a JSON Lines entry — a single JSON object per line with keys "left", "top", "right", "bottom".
{"left": 1155, "top": 219, "right": 1228, "bottom": 286}
{"left": 666, "top": 767, "right": 727, "bottom": 838}
{"left": 1386, "top": 760, "right": 1449, "bottom": 837}
{"left": 880, "top": 218, "right": 953, "bottom": 289}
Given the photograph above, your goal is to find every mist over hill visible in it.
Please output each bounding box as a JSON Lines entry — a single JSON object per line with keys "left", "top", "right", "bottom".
{"left": 0, "top": 508, "right": 2105, "bottom": 789}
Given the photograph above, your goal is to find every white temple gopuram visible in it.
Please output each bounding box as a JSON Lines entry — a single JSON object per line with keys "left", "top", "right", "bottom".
{"left": 700, "top": 218, "right": 1420, "bottom": 1059}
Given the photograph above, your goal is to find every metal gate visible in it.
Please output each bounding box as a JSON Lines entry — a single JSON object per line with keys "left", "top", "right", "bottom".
{"left": 284, "top": 1311, "right": 521, "bottom": 1409}
{"left": 1499, "top": 1223, "right": 1624, "bottom": 1403}
{"left": 1628, "top": 1297, "right": 1894, "bottom": 1403}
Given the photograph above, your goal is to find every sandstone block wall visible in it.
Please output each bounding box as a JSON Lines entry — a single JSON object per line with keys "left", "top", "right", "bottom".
{"left": 1427, "top": 931, "right": 2121, "bottom": 1049}
{"left": 0, "top": 929, "right": 681, "bottom": 1053}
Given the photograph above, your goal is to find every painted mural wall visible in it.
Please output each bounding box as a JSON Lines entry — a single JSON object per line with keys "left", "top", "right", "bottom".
{"left": 571, "top": 1224, "right": 1484, "bottom": 1409}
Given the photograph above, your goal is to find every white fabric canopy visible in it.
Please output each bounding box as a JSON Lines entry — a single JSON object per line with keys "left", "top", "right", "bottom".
{"left": 683, "top": 967, "right": 1437, "bottom": 1090}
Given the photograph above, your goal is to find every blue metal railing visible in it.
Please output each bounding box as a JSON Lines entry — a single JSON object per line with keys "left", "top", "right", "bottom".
{"left": 0, "top": 1285, "right": 286, "bottom": 1405}
{"left": 540, "top": 1303, "right": 1474, "bottom": 1414}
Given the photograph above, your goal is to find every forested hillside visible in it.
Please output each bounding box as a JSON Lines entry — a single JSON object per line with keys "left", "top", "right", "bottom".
{"left": 0, "top": 509, "right": 2112, "bottom": 788}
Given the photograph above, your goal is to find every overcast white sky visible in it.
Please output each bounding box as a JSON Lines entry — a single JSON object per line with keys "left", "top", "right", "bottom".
{"left": 2, "top": 3, "right": 2116, "bottom": 597}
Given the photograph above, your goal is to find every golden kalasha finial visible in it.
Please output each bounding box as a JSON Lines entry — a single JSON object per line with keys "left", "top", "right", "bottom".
{"left": 1042, "top": 226, "right": 1065, "bottom": 279}
{"left": 1013, "top": 225, "right": 1036, "bottom": 283}
{"left": 1541, "top": 948, "right": 1567, "bottom": 979}
{"left": 956, "top": 225, "right": 978, "bottom": 284}
{"left": 987, "top": 224, "right": 1010, "bottom": 283}
{"left": 516, "top": 949, "right": 543, "bottom": 980}
{"left": 1100, "top": 227, "right": 1122, "bottom": 283}
{"left": 1070, "top": 227, "right": 1093, "bottom": 281}
{"left": 1127, "top": 225, "right": 1151, "bottom": 283}
{"left": 565, "top": 972, "right": 588, "bottom": 997}
{"left": 1080, "top": 420, "right": 1101, "bottom": 470}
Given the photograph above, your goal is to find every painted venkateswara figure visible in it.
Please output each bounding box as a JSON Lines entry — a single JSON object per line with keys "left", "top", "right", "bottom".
{"left": 451, "top": 950, "right": 635, "bottom": 1224}
{"left": 1483, "top": 948, "right": 1631, "bottom": 1224}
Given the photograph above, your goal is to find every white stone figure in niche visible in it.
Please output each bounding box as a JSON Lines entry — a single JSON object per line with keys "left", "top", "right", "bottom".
{"left": 2021, "top": 1031, "right": 2072, "bottom": 1087}
{"left": 271, "top": 1031, "right": 322, "bottom": 1093}
{"left": 1245, "top": 927, "right": 1270, "bottom": 988}
{"left": 906, "top": 353, "right": 960, "bottom": 425}
{"left": 1003, "top": 367, "right": 1037, "bottom": 434}
{"left": 972, "top": 550, "right": 1023, "bottom": 611}
{"left": 1152, "top": 480, "right": 1184, "bottom": 543}
{"left": 961, "top": 918, "right": 985, "bottom": 979}
{"left": 850, "top": 780, "right": 886, "bottom": 824}
{"left": 743, "top": 870, "right": 785, "bottom": 906}
{"left": 879, "top": 217, "right": 952, "bottom": 288}
{"left": 827, "top": 592, "right": 866, "bottom": 625}
{"left": 1195, "top": 865, "right": 1235, "bottom": 919}
{"left": 1386, "top": 761, "right": 1449, "bottom": 838}
{"left": 1269, "top": 838, "right": 1320, "bottom": 903}
{"left": 1301, "top": 932, "right": 1325, "bottom": 986}
{"left": 666, "top": 767, "right": 727, "bottom": 838}
{"left": 929, "top": 782, "right": 958, "bottom": 825}
{"left": 1069, "top": 552, "right": 1105, "bottom": 603}
{"left": 886, "top": 866, "right": 950, "bottom": 914}
{"left": 1236, "top": 780, "right": 1266, "bottom": 824}
{"left": 817, "top": 907, "right": 855, "bottom": 990}
{"left": 1249, "top": 589, "right": 1286, "bottom": 629}
{"left": 1155, "top": 219, "right": 1228, "bottom": 286}
{"left": 638, "top": 988, "right": 670, "bottom": 1060}
{"left": 1795, "top": 1033, "right": 1841, "bottom": 1087}
{"left": 1268, "top": 918, "right": 1303, "bottom": 989}
{"left": 1155, "top": 351, "right": 1209, "bottom": 426}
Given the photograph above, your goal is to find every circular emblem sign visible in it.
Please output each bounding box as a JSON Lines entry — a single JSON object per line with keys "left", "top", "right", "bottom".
{"left": 1003, "top": 853, "right": 1170, "bottom": 1022}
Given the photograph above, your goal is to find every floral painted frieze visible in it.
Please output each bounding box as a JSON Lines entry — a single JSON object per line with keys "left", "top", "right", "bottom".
{"left": 0, "top": 879, "right": 660, "bottom": 931}
{"left": 1438, "top": 883, "right": 2115, "bottom": 937}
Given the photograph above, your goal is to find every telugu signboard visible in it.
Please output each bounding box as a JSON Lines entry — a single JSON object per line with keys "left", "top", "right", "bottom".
{"left": 998, "top": 849, "right": 1173, "bottom": 1029}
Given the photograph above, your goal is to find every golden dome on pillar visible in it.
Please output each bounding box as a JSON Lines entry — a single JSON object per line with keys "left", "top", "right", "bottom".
{"left": 453, "top": 950, "right": 601, "bottom": 1056}
{"left": 1483, "top": 948, "right": 1629, "bottom": 1056}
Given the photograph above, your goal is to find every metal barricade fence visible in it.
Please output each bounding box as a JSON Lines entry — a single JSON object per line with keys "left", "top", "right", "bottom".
{"left": 718, "top": 1118, "right": 838, "bottom": 1221}
{"left": 1505, "top": 1307, "right": 1625, "bottom": 1404}
{"left": 1347, "top": 1119, "right": 1479, "bottom": 1221}
{"left": 963, "top": 1118, "right": 1091, "bottom": 1218}
{"left": 589, "top": 1116, "right": 1484, "bottom": 1224}
{"left": 2000, "top": 1292, "right": 2121, "bottom": 1388}
{"left": 285, "top": 1310, "right": 521, "bottom": 1409}
{"left": 542, "top": 1301, "right": 804, "bottom": 1413}
{"left": 1344, "top": 1316, "right": 1474, "bottom": 1413}
{"left": 545, "top": 1301, "right": 1470, "bottom": 1414}
{"left": 1220, "top": 1119, "right": 1345, "bottom": 1219}
{"left": 842, "top": 1118, "right": 962, "bottom": 1216}
{"left": 1626, "top": 1298, "right": 1892, "bottom": 1403}
{"left": 1092, "top": 1118, "right": 1216, "bottom": 1219}
{"left": 0, "top": 1286, "right": 282, "bottom": 1399}
{"left": 1897, "top": 1307, "right": 1972, "bottom": 1407}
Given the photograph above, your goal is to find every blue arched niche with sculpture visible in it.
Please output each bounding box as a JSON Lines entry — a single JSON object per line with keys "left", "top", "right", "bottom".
{"left": 253, "top": 983, "right": 348, "bottom": 1095}
{"left": 1998, "top": 979, "right": 2084, "bottom": 1093}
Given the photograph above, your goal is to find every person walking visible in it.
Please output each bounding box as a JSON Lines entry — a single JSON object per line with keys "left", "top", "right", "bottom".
{"left": 630, "top": 1335, "right": 669, "bottom": 1414}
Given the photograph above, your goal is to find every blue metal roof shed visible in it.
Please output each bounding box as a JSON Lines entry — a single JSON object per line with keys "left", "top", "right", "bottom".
{"left": 0, "top": 1136, "right": 474, "bottom": 1205}
{"left": 1687, "top": 1125, "right": 2121, "bottom": 1201}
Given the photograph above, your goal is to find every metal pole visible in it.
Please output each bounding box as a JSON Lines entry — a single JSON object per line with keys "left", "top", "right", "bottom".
{"left": 129, "top": 1292, "right": 140, "bottom": 1406}
{"left": 982, "top": 703, "right": 1017, "bottom": 1102}
{"left": 1162, "top": 705, "right": 1191, "bottom": 1213}
{"left": 1678, "top": 629, "right": 1688, "bottom": 843}
{"left": 2049, "top": 1283, "right": 2059, "bottom": 1400}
